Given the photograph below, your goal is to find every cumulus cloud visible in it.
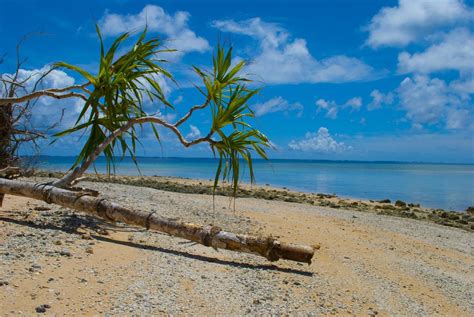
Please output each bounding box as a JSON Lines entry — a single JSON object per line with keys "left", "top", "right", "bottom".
{"left": 446, "top": 108, "right": 471, "bottom": 129}
{"left": 450, "top": 77, "right": 474, "bottom": 96}
{"left": 212, "top": 18, "right": 375, "bottom": 84}
{"left": 315, "top": 96, "right": 362, "bottom": 119}
{"left": 398, "top": 28, "right": 474, "bottom": 74}
{"left": 345, "top": 97, "right": 362, "bottom": 110}
{"left": 253, "top": 96, "right": 303, "bottom": 117}
{"left": 288, "top": 127, "right": 351, "bottom": 153}
{"left": 185, "top": 125, "right": 201, "bottom": 139}
{"left": 397, "top": 75, "right": 472, "bottom": 129}
{"left": 173, "top": 95, "right": 184, "bottom": 104}
{"left": 315, "top": 99, "right": 338, "bottom": 119}
{"left": 156, "top": 110, "right": 176, "bottom": 123}
{"left": 366, "top": 0, "right": 472, "bottom": 48}
{"left": 99, "top": 5, "right": 210, "bottom": 54}
{"left": 365, "top": 1, "right": 474, "bottom": 131}
{"left": 368, "top": 89, "right": 394, "bottom": 111}
{"left": 139, "top": 72, "right": 173, "bottom": 100}
{"left": 398, "top": 75, "right": 450, "bottom": 125}
{"left": 2, "top": 66, "right": 82, "bottom": 130}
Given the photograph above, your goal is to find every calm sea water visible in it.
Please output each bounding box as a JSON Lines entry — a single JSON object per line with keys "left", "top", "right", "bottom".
{"left": 35, "top": 156, "right": 474, "bottom": 211}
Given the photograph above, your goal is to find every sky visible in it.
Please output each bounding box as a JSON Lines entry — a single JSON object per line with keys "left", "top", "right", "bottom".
{"left": 1, "top": 0, "right": 473, "bottom": 163}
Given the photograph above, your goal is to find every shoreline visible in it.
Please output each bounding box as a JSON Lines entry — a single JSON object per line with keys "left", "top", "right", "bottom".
{"left": 34, "top": 170, "right": 474, "bottom": 232}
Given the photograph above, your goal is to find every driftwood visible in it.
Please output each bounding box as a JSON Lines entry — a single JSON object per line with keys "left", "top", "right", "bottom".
{"left": 0, "top": 167, "right": 22, "bottom": 207}
{"left": 0, "top": 178, "right": 315, "bottom": 264}
{"left": 0, "top": 166, "right": 21, "bottom": 178}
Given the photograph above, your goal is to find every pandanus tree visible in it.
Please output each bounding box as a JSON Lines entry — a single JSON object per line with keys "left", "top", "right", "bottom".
{"left": 0, "top": 27, "right": 315, "bottom": 264}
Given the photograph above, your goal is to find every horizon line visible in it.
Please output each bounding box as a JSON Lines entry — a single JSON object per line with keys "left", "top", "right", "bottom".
{"left": 24, "top": 155, "right": 474, "bottom": 166}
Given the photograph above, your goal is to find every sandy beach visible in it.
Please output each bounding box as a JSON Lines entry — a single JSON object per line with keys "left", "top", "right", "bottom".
{"left": 0, "top": 176, "right": 473, "bottom": 315}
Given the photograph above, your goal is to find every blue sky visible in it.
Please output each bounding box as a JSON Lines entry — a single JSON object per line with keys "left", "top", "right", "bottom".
{"left": 1, "top": 0, "right": 473, "bottom": 163}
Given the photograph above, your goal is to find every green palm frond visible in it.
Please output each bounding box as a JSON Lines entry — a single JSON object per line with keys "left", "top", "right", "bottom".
{"left": 193, "top": 45, "right": 271, "bottom": 196}
{"left": 54, "top": 25, "right": 174, "bottom": 174}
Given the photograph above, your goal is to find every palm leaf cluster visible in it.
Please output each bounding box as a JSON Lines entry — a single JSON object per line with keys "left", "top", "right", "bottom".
{"left": 55, "top": 26, "right": 174, "bottom": 174}
{"left": 193, "top": 47, "right": 271, "bottom": 195}
{"left": 55, "top": 26, "right": 271, "bottom": 196}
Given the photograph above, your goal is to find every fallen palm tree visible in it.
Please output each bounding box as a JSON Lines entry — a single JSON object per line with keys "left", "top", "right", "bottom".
{"left": 0, "top": 178, "right": 314, "bottom": 263}
{"left": 0, "top": 26, "right": 316, "bottom": 264}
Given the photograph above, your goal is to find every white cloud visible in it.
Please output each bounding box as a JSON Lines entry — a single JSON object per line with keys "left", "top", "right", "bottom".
{"left": 366, "top": 0, "right": 472, "bottom": 48}
{"left": 450, "top": 77, "right": 474, "bottom": 96}
{"left": 2, "top": 66, "right": 82, "bottom": 130}
{"left": 446, "top": 108, "right": 471, "bottom": 129}
{"left": 345, "top": 97, "right": 362, "bottom": 110}
{"left": 397, "top": 75, "right": 472, "bottom": 129}
{"left": 316, "top": 96, "right": 363, "bottom": 119}
{"left": 156, "top": 110, "right": 176, "bottom": 123}
{"left": 21, "top": 68, "right": 75, "bottom": 88}
{"left": 139, "top": 72, "right": 173, "bottom": 101}
{"left": 315, "top": 99, "right": 338, "bottom": 119}
{"left": 368, "top": 89, "right": 394, "bottom": 111}
{"left": 212, "top": 18, "right": 375, "bottom": 84}
{"left": 288, "top": 127, "right": 351, "bottom": 153}
{"left": 253, "top": 96, "right": 303, "bottom": 117}
{"left": 185, "top": 125, "right": 201, "bottom": 139}
{"left": 99, "top": 5, "right": 210, "bottom": 54}
{"left": 398, "top": 28, "right": 474, "bottom": 74}
{"left": 173, "top": 95, "right": 183, "bottom": 104}
{"left": 136, "top": 72, "right": 174, "bottom": 115}
{"left": 398, "top": 75, "right": 449, "bottom": 125}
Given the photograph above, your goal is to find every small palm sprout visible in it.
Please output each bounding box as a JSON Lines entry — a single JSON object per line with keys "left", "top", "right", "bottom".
{"left": 51, "top": 26, "right": 271, "bottom": 197}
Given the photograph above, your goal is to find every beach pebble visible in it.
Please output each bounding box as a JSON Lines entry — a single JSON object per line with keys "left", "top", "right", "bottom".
{"left": 59, "top": 249, "right": 72, "bottom": 257}
{"left": 395, "top": 200, "right": 407, "bottom": 207}
{"left": 35, "top": 304, "right": 50, "bottom": 313}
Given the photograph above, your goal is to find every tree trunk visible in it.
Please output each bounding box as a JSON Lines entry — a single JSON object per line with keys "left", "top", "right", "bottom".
{"left": 0, "top": 178, "right": 315, "bottom": 264}
{"left": 0, "top": 104, "right": 13, "bottom": 169}
{"left": 0, "top": 104, "right": 13, "bottom": 207}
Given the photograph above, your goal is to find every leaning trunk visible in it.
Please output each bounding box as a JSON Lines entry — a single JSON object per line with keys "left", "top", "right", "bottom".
{"left": 0, "top": 178, "right": 315, "bottom": 264}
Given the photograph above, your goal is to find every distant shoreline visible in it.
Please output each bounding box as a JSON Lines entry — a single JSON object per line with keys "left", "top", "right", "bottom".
{"left": 32, "top": 171, "right": 474, "bottom": 232}
{"left": 24, "top": 155, "right": 474, "bottom": 165}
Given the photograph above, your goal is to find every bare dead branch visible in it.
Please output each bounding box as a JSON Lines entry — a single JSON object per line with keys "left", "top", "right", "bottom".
{"left": 0, "top": 87, "right": 88, "bottom": 105}
{"left": 0, "top": 166, "right": 20, "bottom": 177}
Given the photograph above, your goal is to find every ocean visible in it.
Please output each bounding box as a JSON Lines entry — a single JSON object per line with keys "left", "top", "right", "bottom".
{"left": 35, "top": 156, "right": 474, "bottom": 212}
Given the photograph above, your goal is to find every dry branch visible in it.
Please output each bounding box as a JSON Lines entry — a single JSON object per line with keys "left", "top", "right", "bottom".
{"left": 0, "top": 89, "right": 87, "bottom": 105}
{"left": 0, "top": 178, "right": 315, "bottom": 264}
{"left": 0, "top": 166, "right": 21, "bottom": 177}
